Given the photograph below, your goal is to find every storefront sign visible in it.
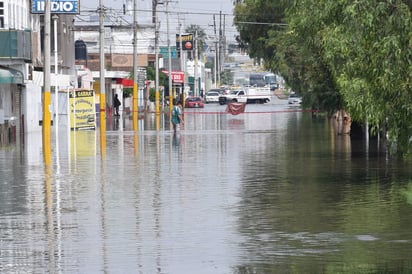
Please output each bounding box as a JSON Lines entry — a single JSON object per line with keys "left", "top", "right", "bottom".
{"left": 162, "top": 70, "right": 184, "bottom": 84}
{"left": 32, "top": 0, "right": 80, "bottom": 14}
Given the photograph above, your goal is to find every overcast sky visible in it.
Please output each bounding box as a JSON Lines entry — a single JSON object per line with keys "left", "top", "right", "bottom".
{"left": 79, "top": 0, "right": 237, "bottom": 43}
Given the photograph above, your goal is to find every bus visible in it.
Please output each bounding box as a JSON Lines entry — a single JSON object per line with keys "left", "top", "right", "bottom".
{"left": 249, "top": 73, "right": 278, "bottom": 90}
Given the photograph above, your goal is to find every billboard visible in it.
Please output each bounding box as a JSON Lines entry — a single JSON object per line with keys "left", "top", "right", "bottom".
{"left": 176, "top": 34, "right": 194, "bottom": 51}
{"left": 32, "top": 0, "right": 80, "bottom": 14}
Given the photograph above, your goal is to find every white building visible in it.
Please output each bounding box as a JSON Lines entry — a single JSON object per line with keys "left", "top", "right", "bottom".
{"left": 0, "top": 0, "right": 77, "bottom": 144}
{"left": 73, "top": 14, "right": 156, "bottom": 113}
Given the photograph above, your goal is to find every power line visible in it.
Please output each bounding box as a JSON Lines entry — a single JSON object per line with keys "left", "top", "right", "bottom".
{"left": 79, "top": 7, "right": 284, "bottom": 27}
{"left": 235, "top": 21, "right": 287, "bottom": 27}
{"left": 80, "top": 7, "right": 234, "bottom": 19}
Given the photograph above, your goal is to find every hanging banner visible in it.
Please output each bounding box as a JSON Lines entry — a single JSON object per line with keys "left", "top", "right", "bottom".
{"left": 226, "top": 102, "right": 246, "bottom": 115}
{"left": 69, "top": 89, "right": 96, "bottom": 130}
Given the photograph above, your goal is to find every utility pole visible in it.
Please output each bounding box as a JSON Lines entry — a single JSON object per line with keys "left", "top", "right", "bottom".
{"left": 53, "top": 14, "right": 59, "bottom": 159}
{"left": 179, "top": 17, "right": 184, "bottom": 99}
{"left": 223, "top": 14, "right": 226, "bottom": 71}
{"left": 166, "top": 1, "right": 173, "bottom": 110}
{"left": 132, "top": 0, "right": 138, "bottom": 131}
{"left": 179, "top": 18, "right": 186, "bottom": 72}
{"left": 43, "top": 0, "right": 51, "bottom": 164}
{"left": 194, "top": 30, "right": 198, "bottom": 96}
{"left": 219, "top": 10, "right": 222, "bottom": 86}
{"left": 213, "top": 15, "right": 217, "bottom": 88}
{"left": 99, "top": 0, "right": 106, "bottom": 154}
{"left": 154, "top": 1, "right": 160, "bottom": 114}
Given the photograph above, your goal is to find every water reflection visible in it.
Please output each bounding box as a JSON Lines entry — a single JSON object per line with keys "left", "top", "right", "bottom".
{"left": 172, "top": 133, "right": 181, "bottom": 147}
{"left": 1, "top": 101, "right": 412, "bottom": 273}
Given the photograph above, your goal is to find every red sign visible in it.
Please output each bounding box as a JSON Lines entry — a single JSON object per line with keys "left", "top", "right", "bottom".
{"left": 162, "top": 71, "right": 184, "bottom": 84}
{"left": 117, "top": 78, "right": 134, "bottom": 87}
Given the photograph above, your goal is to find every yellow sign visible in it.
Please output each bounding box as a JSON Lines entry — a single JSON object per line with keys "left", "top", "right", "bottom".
{"left": 69, "top": 89, "right": 96, "bottom": 130}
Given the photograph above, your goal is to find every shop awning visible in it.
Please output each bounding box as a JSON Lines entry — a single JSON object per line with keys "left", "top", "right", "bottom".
{"left": 0, "top": 67, "right": 23, "bottom": 84}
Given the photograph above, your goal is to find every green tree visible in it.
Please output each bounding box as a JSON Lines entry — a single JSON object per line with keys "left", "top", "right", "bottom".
{"left": 234, "top": 0, "right": 286, "bottom": 62}
{"left": 234, "top": 0, "right": 412, "bottom": 157}
{"left": 235, "top": 0, "right": 337, "bottom": 112}
{"left": 145, "top": 66, "right": 166, "bottom": 102}
{"left": 281, "top": 0, "right": 343, "bottom": 112}
{"left": 318, "top": 0, "right": 412, "bottom": 156}
{"left": 146, "top": 66, "right": 166, "bottom": 84}
{"left": 220, "top": 70, "right": 234, "bottom": 86}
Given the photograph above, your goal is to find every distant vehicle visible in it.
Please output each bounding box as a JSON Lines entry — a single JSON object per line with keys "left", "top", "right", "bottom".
{"left": 288, "top": 94, "right": 302, "bottom": 104}
{"left": 218, "top": 87, "right": 230, "bottom": 95}
{"left": 205, "top": 91, "right": 220, "bottom": 103}
{"left": 249, "top": 72, "right": 278, "bottom": 90}
{"left": 218, "top": 88, "right": 271, "bottom": 105}
{"left": 245, "top": 87, "right": 272, "bottom": 104}
{"left": 185, "top": 96, "right": 204, "bottom": 108}
{"left": 219, "top": 90, "right": 247, "bottom": 105}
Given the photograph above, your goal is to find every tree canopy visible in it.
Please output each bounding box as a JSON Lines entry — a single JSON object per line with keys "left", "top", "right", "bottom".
{"left": 234, "top": 0, "right": 412, "bottom": 157}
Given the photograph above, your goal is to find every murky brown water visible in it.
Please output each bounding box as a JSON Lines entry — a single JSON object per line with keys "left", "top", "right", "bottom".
{"left": 1, "top": 98, "right": 412, "bottom": 273}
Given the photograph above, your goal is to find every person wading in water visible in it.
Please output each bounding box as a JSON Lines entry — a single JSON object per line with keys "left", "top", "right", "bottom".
{"left": 171, "top": 100, "right": 184, "bottom": 133}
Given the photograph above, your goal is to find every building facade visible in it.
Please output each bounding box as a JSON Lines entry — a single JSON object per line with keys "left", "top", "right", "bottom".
{"left": 0, "top": 0, "right": 76, "bottom": 146}
{"left": 73, "top": 15, "right": 156, "bottom": 113}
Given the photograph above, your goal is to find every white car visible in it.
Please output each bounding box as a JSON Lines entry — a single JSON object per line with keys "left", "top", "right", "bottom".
{"left": 205, "top": 91, "right": 220, "bottom": 103}
{"left": 288, "top": 94, "right": 302, "bottom": 104}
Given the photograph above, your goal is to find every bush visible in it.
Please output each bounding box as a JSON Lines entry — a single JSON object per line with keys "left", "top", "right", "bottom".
{"left": 149, "top": 87, "right": 163, "bottom": 102}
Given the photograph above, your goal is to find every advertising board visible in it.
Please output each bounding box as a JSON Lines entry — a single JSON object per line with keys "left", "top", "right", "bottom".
{"left": 69, "top": 89, "right": 96, "bottom": 130}
{"left": 176, "top": 34, "right": 194, "bottom": 51}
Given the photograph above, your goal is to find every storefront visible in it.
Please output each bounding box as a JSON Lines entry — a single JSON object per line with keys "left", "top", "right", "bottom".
{"left": 162, "top": 70, "right": 185, "bottom": 103}
{"left": 0, "top": 67, "right": 24, "bottom": 145}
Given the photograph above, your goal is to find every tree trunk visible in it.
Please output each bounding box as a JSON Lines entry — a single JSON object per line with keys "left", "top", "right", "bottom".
{"left": 332, "top": 110, "right": 351, "bottom": 135}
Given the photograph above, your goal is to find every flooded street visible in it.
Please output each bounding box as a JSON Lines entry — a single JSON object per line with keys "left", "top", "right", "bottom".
{"left": 1, "top": 97, "right": 412, "bottom": 273}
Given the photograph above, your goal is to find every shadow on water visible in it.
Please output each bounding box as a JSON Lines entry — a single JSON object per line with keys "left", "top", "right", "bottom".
{"left": 1, "top": 101, "right": 412, "bottom": 273}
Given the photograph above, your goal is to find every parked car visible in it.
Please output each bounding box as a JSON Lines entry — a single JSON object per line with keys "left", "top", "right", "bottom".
{"left": 185, "top": 96, "right": 204, "bottom": 108}
{"left": 205, "top": 91, "right": 220, "bottom": 103}
{"left": 288, "top": 93, "right": 302, "bottom": 104}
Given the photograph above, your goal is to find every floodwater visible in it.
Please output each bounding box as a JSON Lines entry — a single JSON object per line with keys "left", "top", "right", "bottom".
{"left": 1, "top": 97, "right": 412, "bottom": 274}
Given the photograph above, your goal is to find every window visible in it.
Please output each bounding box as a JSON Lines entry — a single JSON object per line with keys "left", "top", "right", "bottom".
{"left": 0, "top": 1, "right": 4, "bottom": 28}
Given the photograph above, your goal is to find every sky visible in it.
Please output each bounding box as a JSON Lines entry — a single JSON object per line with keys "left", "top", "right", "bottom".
{"left": 79, "top": 0, "right": 238, "bottom": 43}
